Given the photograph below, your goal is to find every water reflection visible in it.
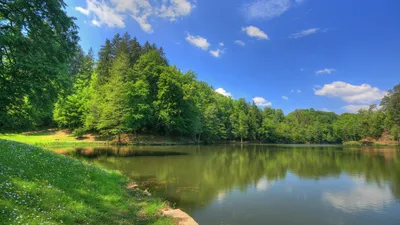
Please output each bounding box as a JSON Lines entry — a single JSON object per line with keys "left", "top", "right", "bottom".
{"left": 65, "top": 146, "right": 188, "bottom": 158}
{"left": 63, "top": 144, "right": 400, "bottom": 225}
{"left": 323, "top": 177, "right": 394, "bottom": 212}
{"left": 255, "top": 177, "right": 274, "bottom": 192}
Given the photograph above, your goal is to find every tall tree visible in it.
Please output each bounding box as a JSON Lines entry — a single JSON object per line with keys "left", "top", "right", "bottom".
{"left": 381, "top": 84, "right": 400, "bottom": 127}
{"left": 53, "top": 50, "right": 94, "bottom": 129}
{"left": 231, "top": 98, "right": 249, "bottom": 143}
{"left": 0, "top": 0, "right": 79, "bottom": 130}
{"left": 97, "top": 39, "right": 113, "bottom": 84}
{"left": 97, "top": 53, "right": 131, "bottom": 143}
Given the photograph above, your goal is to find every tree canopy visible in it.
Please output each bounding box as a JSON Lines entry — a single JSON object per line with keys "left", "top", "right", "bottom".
{"left": 1, "top": 0, "right": 79, "bottom": 130}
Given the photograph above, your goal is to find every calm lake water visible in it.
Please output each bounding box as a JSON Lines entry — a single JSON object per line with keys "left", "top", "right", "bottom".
{"left": 59, "top": 144, "right": 400, "bottom": 225}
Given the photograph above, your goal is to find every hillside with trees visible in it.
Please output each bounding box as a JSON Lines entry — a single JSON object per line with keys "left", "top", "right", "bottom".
{"left": 0, "top": 0, "right": 399, "bottom": 144}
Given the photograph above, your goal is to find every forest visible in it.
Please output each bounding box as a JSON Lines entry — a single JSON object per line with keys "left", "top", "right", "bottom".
{"left": 1, "top": 1, "right": 400, "bottom": 144}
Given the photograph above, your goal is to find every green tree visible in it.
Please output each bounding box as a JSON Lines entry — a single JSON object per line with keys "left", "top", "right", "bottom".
{"left": 97, "top": 53, "right": 131, "bottom": 143}
{"left": 248, "top": 104, "right": 262, "bottom": 140}
{"left": 125, "top": 79, "right": 150, "bottom": 136}
{"left": 54, "top": 50, "right": 94, "bottom": 129}
{"left": 381, "top": 84, "right": 400, "bottom": 127}
{"left": 0, "top": 0, "right": 79, "bottom": 130}
{"left": 97, "top": 39, "right": 113, "bottom": 84}
{"left": 231, "top": 99, "right": 249, "bottom": 143}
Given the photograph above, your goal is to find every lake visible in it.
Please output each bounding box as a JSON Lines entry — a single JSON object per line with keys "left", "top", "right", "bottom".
{"left": 58, "top": 144, "right": 400, "bottom": 225}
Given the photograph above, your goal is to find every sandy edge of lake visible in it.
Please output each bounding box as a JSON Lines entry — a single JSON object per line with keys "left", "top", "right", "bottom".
{"left": 126, "top": 183, "right": 198, "bottom": 225}
{"left": 163, "top": 208, "right": 198, "bottom": 225}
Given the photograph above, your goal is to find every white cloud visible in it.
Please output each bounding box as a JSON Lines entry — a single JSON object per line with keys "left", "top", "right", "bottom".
{"left": 209, "top": 48, "right": 224, "bottom": 58}
{"left": 342, "top": 105, "right": 370, "bottom": 113}
{"left": 82, "top": 0, "right": 125, "bottom": 28}
{"left": 242, "top": 26, "right": 269, "bottom": 40}
{"left": 253, "top": 97, "right": 272, "bottom": 107}
{"left": 244, "top": 0, "right": 304, "bottom": 19}
{"left": 234, "top": 40, "right": 246, "bottom": 46}
{"left": 314, "top": 81, "right": 386, "bottom": 104}
{"left": 75, "top": 6, "right": 90, "bottom": 16}
{"left": 91, "top": 19, "right": 101, "bottom": 27}
{"left": 316, "top": 68, "right": 336, "bottom": 75}
{"left": 219, "top": 42, "right": 224, "bottom": 46}
{"left": 282, "top": 96, "right": 288, "bottom": 100}
{"left": 320, "top": 108, "right": 330, "bottom": 112}
{"left": 215, "top": 88, "right": 232, "bottom": 97}
{"left": 75, "top": 0, "right": 195, "bottom": 32}
{"left": 297, "top": 89, "right": 301, "bottom": 93}
{"left": 133, "top": 15, "right": 153, "bottom": 33}
{"left": 245, "top": 0, "right": 290, "bottom": 19}
{"left": 186, "top": 34, "right": 210, "bottom": 50}
{"left": 157, "top": 0, "right": 195, "bottom": 21}
{"left": 289, "top": 28, "right": 319, "bottom": 38}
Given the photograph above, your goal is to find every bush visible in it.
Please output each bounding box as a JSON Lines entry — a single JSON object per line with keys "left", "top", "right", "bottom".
{"left": 343, "top": 141, "right": 363, "bottom": 146}
{"left": 72, "top": 127, "right": 85, "bottom": 139}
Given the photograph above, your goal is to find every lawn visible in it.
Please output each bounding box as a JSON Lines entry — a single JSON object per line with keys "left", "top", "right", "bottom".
{"left": 0, "top": 130, "right": 110, "bottom": 148}
{"left": 0, "top": 140, "right": 174, "bottom": 225}
{"left": 0, "top": 130, "right": 198, "bottom": 148}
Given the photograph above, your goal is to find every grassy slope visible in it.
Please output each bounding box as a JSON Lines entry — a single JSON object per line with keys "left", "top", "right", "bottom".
{"left": 0, "top": 130, "right": 196, "bottom": 147}
{"left": 0, "top": 131, "right": 75, "bottom": 143}
{"left": 0, "top": 140, "right": 173, "bottom": 225}
{"left": 0, "top": 131, "right": 111, "bottom": 148}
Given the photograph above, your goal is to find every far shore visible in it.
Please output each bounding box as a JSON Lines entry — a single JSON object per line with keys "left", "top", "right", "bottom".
{"left": 1, "top": 129, "right": 398, "bottom": 148}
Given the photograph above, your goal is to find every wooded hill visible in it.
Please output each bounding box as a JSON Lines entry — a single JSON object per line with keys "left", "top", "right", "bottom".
{"left": 1, "top": 0, "right": 399, "bottom": 144}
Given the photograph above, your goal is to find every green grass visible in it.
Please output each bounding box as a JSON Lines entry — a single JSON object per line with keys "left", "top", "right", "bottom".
{"left": 0, "top": 131, "right": 196, "bottom": 148}
{"left": 0, "top": 133, "right": 75, "bottom": 143}
{"left": 0, "top": 140, "right": 174, "bottom": 225}
{"left": 0, "top": 131, "right": 113, "bottom": 148}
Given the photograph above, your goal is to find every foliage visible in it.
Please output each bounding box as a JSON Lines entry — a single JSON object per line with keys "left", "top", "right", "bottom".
{"left": 2, "top": 20, "right": 400, "bottom": 144}
{"left": 343, "top": 141, "right": 363, "bottom": 146}
{"left": 0, "top": 0, "right": 79, "bottom": 130}
{"left": 72, "top": 127, "right": 85, "bottom": 139}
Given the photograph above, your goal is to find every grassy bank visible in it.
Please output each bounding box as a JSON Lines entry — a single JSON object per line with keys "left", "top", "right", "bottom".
{"left": 0, "top": 131, "right": 109, "bottom": 148}
{"left": 0, "top": 130, "right": 196, "bottom": 148}
{"left": 0, "top": 140, "right": 173, "bottom": 225}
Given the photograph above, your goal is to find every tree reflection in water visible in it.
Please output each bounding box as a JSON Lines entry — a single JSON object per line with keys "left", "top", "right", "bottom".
{"left": 68, "top": 144, "right": 400, "bottom": 211}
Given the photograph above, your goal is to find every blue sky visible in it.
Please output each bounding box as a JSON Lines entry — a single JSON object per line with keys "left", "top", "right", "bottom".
{"left": 65, "top": 0, "right": 400, "bottom": 114}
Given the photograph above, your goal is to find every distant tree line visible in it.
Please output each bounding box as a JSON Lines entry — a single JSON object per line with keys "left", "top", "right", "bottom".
{"left": 1, "top": 1, "right": 399, "bottom": 143}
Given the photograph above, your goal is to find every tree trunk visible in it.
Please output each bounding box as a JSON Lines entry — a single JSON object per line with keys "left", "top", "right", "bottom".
{"left": 241, "top": 136, "right": 243, "bottom": 143}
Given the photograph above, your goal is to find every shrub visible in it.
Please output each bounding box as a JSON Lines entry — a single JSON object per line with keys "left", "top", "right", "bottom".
{"left": 72, "top": 127, "right": 85, "bottom": 139}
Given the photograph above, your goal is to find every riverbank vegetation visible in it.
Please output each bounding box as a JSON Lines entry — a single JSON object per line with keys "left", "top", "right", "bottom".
{"left": 0, "top": 140, "right": 173, "bottom": 224}
{"left": 1, "top": 0, "right": 399, "bottom": 145}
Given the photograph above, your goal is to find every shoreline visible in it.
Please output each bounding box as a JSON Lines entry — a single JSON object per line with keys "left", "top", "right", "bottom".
{"left": 0, "top": 140, "right": 186, "bottom": 224}
{"left": 1, "top": 130, "right": 399, "bottom": 148}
